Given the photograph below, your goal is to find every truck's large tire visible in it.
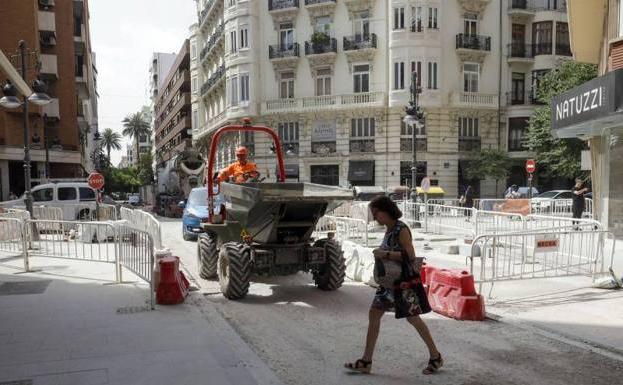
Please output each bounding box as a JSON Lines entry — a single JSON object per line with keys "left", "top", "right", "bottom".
{"left": 313, "top": 239, "right": 345, "bottom": 291}
{"left": 218, "top": 242, "right": 252, "bottom": 299}
{"left": 197, "top": 232, "right": 218, "bottom": 279}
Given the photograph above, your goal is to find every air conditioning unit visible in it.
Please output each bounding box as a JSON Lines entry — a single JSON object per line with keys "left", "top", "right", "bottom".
{"left": 39, "top": 0, "right": 55, "bottom": 9}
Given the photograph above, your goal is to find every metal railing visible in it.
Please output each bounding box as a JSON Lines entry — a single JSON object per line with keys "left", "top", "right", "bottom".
{"left": 269, "top": 0, "right": 299, "bottom": 11}
{"left": 120, "top": 207, "right": 163, "bottom": 250}
{"left": 456, "top": 34, "right": 491, "bottom": 51}
{"left": 470, "top": 228, "right": 615, "bottom": 296}
{"left": 0, "top": 217, "right": 27, "bottom": 267}
{"left": 269, "top": 43, "right": 300, "bottom": 59}
{"left": 315, "top": 215, "right": 369, "bottom": 246}
{"left": 304, "top": 38, "right": 337, "bottom": 55}
{"left": 508, "top": 43, "right": 534, "bottom": 58}
{"left": 116, "top": 224, "right": 155, "bottom": 308}
{"left": 343, "top": 34, "right": 377, "bottom": 51}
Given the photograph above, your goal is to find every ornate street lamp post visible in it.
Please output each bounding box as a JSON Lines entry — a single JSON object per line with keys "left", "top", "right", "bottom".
{"left": 403, "top": 71, "right": 425, "bottom": 202}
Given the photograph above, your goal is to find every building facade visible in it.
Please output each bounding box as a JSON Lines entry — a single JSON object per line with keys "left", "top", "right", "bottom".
{"left": 0, "top": 0, "right": 98, "bottom": 200}
{"left": 192, "top": 0, "right": 570, "bottom": 197}
{"left": 154, "top": 40, "right": 192, "bottom": 166}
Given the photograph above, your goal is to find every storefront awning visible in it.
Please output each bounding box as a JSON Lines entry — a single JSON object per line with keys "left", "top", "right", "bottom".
{"left": 551, "top": 68, "right": 623, "bottom": 138}
{"left": 348, "top": 161, "right": 374, "bottom": 182}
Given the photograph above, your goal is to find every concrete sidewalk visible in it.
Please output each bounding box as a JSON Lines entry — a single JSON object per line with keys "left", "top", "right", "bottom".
{"left": 0, "top": 255, "right": 283, "bottom": 385}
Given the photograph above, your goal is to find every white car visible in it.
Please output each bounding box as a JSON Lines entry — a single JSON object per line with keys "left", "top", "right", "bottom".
{"left": 531, "top": 190, "right": 574, "bottom": 213}
{"left": 1, "top": 182, "right": 98, "bottom": 221}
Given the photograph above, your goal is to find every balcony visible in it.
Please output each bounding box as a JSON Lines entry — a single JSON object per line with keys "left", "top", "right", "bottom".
{"left": 42, "top": 98, "right": 60, "bottom": 119}
{"left": 400, "top": 137, "right": 428, "bottom": 152}
{"left": 305, "top": 38, "right": 337, "bottom": 66}
{"left": 458, "top": 137, "right": 482, "bottom": 152}
{"left": 268, "top": 0, "right": 299, "bottom": 23}
{"left": 200, "top": 23, "right": 225, "bottom": 64}
{"left": 343, "top": 34, "right": 377, "bottom": 62}
{"left": 451, "top": 91, "right": 498, "bottom": 109}
{"left": 201, "top": 65, "right": 225, "bottom": 96}
{"left": 508, "top": 0, "right": 535, "bottom": 20}
{"left": 39, "top": 54, "right": 58, "bottom": 80}
{"left": 350, "top": 139, "right": 375, "bottom": 153}
{"left": 508, "top": 43, "right": 534, "bottom": 63}
{"left": 410, "top": 20, "right": 424, "bottom": 33}
{"left": 507, "top": 90, "right": 542, "bottom": 106}
{"left": 456, "top": 0, "right": 491, "bottom": 14}
{"left": 311, "top": 141, "right": 337, "bottom": 155}
{"left": 456, "top": 34, "right": 491, "bottom": 62}
{"left": 38, "top": 10, "right": 56, "bottom": 32}
{"left": 269, "top": 43, "right": 300, "bottom": 70}
{"left": 199, "top": 0, "right": 221, "bottom": 30}
{"left": 262, "top": 91, "right": 385, "bottom": 114}
{"left": 556, "top": 43, "right": 572, "bottom": 57}
{"left": 304, "top": 0, "right": 336, "bottom": 18}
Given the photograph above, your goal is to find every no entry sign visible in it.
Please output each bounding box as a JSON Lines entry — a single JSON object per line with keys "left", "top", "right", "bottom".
{"left": 88, "top": 172, "right": 105, "bottom": 190}
{"left": 525, "top": 159, "right": 536, "bottom": 174}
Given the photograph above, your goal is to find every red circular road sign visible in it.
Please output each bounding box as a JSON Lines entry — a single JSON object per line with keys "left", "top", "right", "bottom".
{"left": 526, "top": 159, "right": 536, "bottom": 174}
{"left": 88, "top": 172, "right": 105, "bottom": 190}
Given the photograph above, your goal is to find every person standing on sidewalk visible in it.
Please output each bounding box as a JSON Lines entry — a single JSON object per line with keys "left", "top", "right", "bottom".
{"left": 462, "top": 185, "right": 474, "bottom": 218}
{"left": 572, "top": 178, "right": 589, "bottom": 227}
{"left": 344, "top": 196, "right": 443, "bottom": 376}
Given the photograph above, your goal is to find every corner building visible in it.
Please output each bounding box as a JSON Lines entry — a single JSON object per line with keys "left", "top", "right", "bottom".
{"left": 193, "top": 0, "right": 570, "bottom": 197}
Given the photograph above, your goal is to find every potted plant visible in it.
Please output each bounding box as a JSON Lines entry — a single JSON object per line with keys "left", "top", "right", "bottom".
{"left": 311, "top": 31, "right": 330, "bottom": 52}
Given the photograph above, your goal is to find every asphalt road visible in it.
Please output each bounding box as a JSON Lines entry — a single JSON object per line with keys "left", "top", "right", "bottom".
{"left": 160, "top": 219, "right": 623, "bottom": 385}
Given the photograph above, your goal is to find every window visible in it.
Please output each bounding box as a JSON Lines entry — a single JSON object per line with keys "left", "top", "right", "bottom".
{"left": 58, "top": 187, "right": 77, "bottom": 201}
{"left": 79, "top": 187, "right": 96, "bottom": 201}
{"left": 229, "top": 75, "right": 238, "bottom": 106}
{"left": 464, "top": 13, "right": 478, "bottom": 36}
{"left": 463, "top": 63, "right": 479, "bottom": 92}
{"left": 240, "top": 27, "right": 249, "bottom": 48}
{"left": 315, "top": 16, "right": 331, "bottom": 34}
{"left": 511, "top": 73, "right": 526, "bottom": 104}
{"left": 351, "top": 118, "right": 375, "bottom": 138}
{"left": 280, "top": 23, "right": 294, "bottom": 50}
{"left": 401, "top": 118, "right": 426, "bottom": 136}
{"left": 353, "top": 64, "right": 370, "bottom": 93}
{"left": 556, "top": 22, "right": 571, "bottom": 55}
{"left": 139, "top": 135, "right": 147, "bottom": 143}
{"left": 354, "top": 11, "right": 370, "bottom": 40}
{"left": 191, "top": 42, "right": 197, "bottom": 60}
{"left": 32, "top": 188, "right": 53, "bottom": 202}
{"left": 532, "top": 69, "right": 550, "bottom": 94}
{"left": 192, "top": 108, "right": 198, "bottom": 129}
{"left": 458, "top": 117, "right": 479, "bottom": 137}
{"left": 393, "top": 61, "right": 405, "bottom": 90}
{"left": 228, "top": 0, "right": 236, "bottom": 6}
{"left": 315, "top": 68, "right": 332, "bottom": 96}
{"left": 411, "top": 61, "right": 422, "bottom": 87}
{"left": 278, "top": 122, "right": 300, "bottom": 154}
{"left": 230, "top": 30, "right": 237, "bottom": 53}
{"left": 240, "top": 73, "right": 250, "bottom": 102}
{"left": 279, "top": 71, "right": 294, "bottom": 99}
{"left": 508, "top": 117, "right": 529, "bottom": 151}
{"left": 393, "top": 7, "right": 405, "bottom": 30}
{"left": 412, "top": 6, "right": 423, "bottom": 32}
{"left": 427, "top": 62, "right": 438, "bottom": 89}
{"left": 191, "top": 75, "right": 198, "bottom": 94}
{"left": 533, "top": 22, "right": 553, "bottom": 55}
{"left": 428, "top": 7, "right": 438, "bottom": 29}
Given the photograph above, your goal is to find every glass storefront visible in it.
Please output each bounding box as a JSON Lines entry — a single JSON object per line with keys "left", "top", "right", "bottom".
{"left": 607, "top": 128, "right": 623, "bottom": 236}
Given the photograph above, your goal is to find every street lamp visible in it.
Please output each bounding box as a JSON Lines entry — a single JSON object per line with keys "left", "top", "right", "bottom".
{"left": 0, "top": 41, "right": 52, "bottom": 216}
{"left": 403, "top": 71, "right": 425, "bottom": 202}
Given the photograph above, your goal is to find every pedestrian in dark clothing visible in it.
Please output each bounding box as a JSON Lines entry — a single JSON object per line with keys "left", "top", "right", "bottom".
{"left": 462, "top": 185, "right": 474, "bottom": 217}
{"left": 572, "top": 178, "right": 589, "bottom": 228}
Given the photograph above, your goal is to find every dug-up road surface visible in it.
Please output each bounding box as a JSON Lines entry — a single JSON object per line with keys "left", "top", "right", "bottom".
{"left": 161, "top": 220, "right": 623, "bottom": 385}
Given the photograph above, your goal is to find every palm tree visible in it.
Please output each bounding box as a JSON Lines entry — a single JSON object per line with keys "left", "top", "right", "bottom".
{"left": 121, "top": 112, "right": 150, "bottom": 163}
{"left": 101, "top": 128, "right": 122, "bottom": 166}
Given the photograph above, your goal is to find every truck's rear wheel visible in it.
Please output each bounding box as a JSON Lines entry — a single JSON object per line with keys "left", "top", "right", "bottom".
{"left": 218, "top": 242, "right": 252, "bottom": 299}
{"left": 197, "top": 232, "right": 218, "bottom": 279}
{"left": 313, "top": 239, "right": 345, "bottom": 291}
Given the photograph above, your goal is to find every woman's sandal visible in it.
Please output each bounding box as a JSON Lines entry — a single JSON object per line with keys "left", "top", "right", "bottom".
{"left": 422, "top": 354, "right": 443, "bottom": 375}
{"left": 344, "top": 359, "right": 372, "bottom": 374}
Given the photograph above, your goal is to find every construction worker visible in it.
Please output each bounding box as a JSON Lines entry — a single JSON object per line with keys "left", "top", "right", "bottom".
{"left": 216, "top": 146, "right": 260, "bottom": 183}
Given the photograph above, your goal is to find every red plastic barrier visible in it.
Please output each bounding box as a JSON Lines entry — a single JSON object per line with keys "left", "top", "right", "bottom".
{"left": 156, "top": 256, "right": 189, "bottom": 305}
{"left": 420, "top": 264, "right": 437, "bottom": 287}
{"left": 427, "top": 268, "right": 485, "bottom": 321}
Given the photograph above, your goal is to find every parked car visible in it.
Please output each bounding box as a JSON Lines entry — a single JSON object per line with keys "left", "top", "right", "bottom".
{"left": 180, "top": 187, "right": 222, "bottom": 241}
{"left": 503, "top": 186, "right": 540, "bottom": 199}
{"left": 128, "top": 194, "right": 140, "bottom": 206}
{"left": 0, "top": 182, "right": 97, "bottom": 220}
{"left": 531, "top": 190, "right": 574, "bottom": 213}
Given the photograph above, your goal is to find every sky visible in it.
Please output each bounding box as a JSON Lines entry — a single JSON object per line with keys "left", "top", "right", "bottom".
{"left": 89, "top": 0, "right": 196, "bottom": 165}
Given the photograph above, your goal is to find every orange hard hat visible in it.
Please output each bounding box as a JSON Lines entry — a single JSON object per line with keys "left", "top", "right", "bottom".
{"left": 235, "top": 146, "right": 248, "bottom": 156}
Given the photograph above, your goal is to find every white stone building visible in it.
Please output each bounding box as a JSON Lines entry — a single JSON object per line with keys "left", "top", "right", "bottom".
{"left": 192, "top": 0, "right": 571, "bottom": 197}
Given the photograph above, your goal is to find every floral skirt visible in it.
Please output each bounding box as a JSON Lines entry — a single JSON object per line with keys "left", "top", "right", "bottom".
{"left": 371, "top": 277, "right": 431, "bottom": 319}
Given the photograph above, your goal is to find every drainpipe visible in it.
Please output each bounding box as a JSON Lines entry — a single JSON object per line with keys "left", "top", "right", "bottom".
{"left": 497, "top": 0, "right": 503, "bottom": 151}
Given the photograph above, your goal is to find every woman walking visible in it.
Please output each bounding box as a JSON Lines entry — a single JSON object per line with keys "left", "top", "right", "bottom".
{"left": 344, "top": 196, "right": 443, "bottom": 376}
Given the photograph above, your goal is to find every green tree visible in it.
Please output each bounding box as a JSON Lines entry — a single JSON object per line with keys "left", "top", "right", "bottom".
{"left": 465, "top": 148, "right": 511, "bottom": 196}
{"left": 121, "top": 112, "right": 151, "bottom": 161}
{"left": 102, "top": 166, "right": 141, "bottom": 194}
{"left": 137, "top": 152, "right": 154, "bottom": 186}
{"left": 101, "top": 128, "right": 122, "bottom": 166}
{"left": 524, "top": 61, "right": 598, "bottom": 179}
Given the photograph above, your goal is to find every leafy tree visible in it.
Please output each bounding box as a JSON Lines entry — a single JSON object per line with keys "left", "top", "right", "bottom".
{"left": 101, "top": 128, "right": 122, "bottom": 166}
{"left": 121, "top": 112, "right": 151, "bottom": 161}
{"left": 137, "top": 152, "right": 154, "bottom": 186}
{"left": 524, "top": 61, "right": 597, "bottom": 179}
{"left": 465, "top": 148, "right": 511, "bottom": 196}
{"left": 102, "top": 166, "right": 141, "bottom": 194}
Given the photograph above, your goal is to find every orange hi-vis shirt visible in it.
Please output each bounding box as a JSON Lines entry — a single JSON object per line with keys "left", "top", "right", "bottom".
{"left": 217, "top": 161, "right": 258, "bottom": 183}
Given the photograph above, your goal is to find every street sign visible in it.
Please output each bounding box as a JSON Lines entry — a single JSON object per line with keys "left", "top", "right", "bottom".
{"left": 88, "top": 172, "right": 105, "bottom": 190}
{"left": 535, "top": 234, "right": 559, "bottom": 253}
{"left": 526, "top": 159, "right": 536, "bottom": 174}
{"left": 421, "top": 177, "right": 431, "bottom": 193}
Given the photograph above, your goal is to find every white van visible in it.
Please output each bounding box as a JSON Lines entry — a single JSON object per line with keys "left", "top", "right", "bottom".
{"left": 1, "top": 182, "right": 97, "bottom": 221}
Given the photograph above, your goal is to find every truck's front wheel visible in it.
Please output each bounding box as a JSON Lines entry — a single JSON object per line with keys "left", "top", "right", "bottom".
{"left": 313, "top": 239, "right": 345, "bottom": 291}
{"left": 197, "top": 232, "right": 218, "bottom": 279}
{"left": 218, "top": 242, "right": 252, "bottom": 299}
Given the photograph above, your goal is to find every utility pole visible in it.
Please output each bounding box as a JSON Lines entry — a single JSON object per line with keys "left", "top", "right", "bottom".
{"left": 403, "top": 71, "right": 425, "bottom": 202}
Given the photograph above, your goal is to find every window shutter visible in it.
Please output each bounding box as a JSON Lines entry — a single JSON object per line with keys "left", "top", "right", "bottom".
{"left": 610, "top": 40, "right": 623, "bottom": 71}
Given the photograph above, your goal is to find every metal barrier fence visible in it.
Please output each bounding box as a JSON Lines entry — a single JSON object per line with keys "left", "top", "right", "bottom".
{"left": 0, "top": 217, "right": 26, "bottom": 269}
{"left": 470, "top": 228, "right": 616, "bottom": 296}
{"left": 478, "top": 198, "right": 594, "bottom": 218}
{"left": 116, "top": 224, "right": 155, "bottom": 309}
{"left": 120, "top": 207, "right": 162, "bottom": 249}
{"left": 315, "top": 215, "right": 369, "bottom": 246}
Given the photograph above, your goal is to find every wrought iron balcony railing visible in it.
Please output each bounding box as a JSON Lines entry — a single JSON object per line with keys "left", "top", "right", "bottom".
{"left": 343, "top": 33, "right": 377, "bottom": 51}
{"left": 456, "top": 34, "right": 491, "bottom": 51}
{"left": 269, "top": 43, "right": 300, "bottom": 59}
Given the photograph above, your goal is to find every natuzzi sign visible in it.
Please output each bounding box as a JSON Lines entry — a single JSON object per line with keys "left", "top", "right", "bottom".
{"left": 551, "top": 69, "right": 623, "bottom": 131}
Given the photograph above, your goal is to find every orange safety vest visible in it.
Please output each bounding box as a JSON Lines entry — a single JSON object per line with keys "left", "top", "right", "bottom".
{"left": 217, "top": 161, "right": 258, "bottom": 183}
